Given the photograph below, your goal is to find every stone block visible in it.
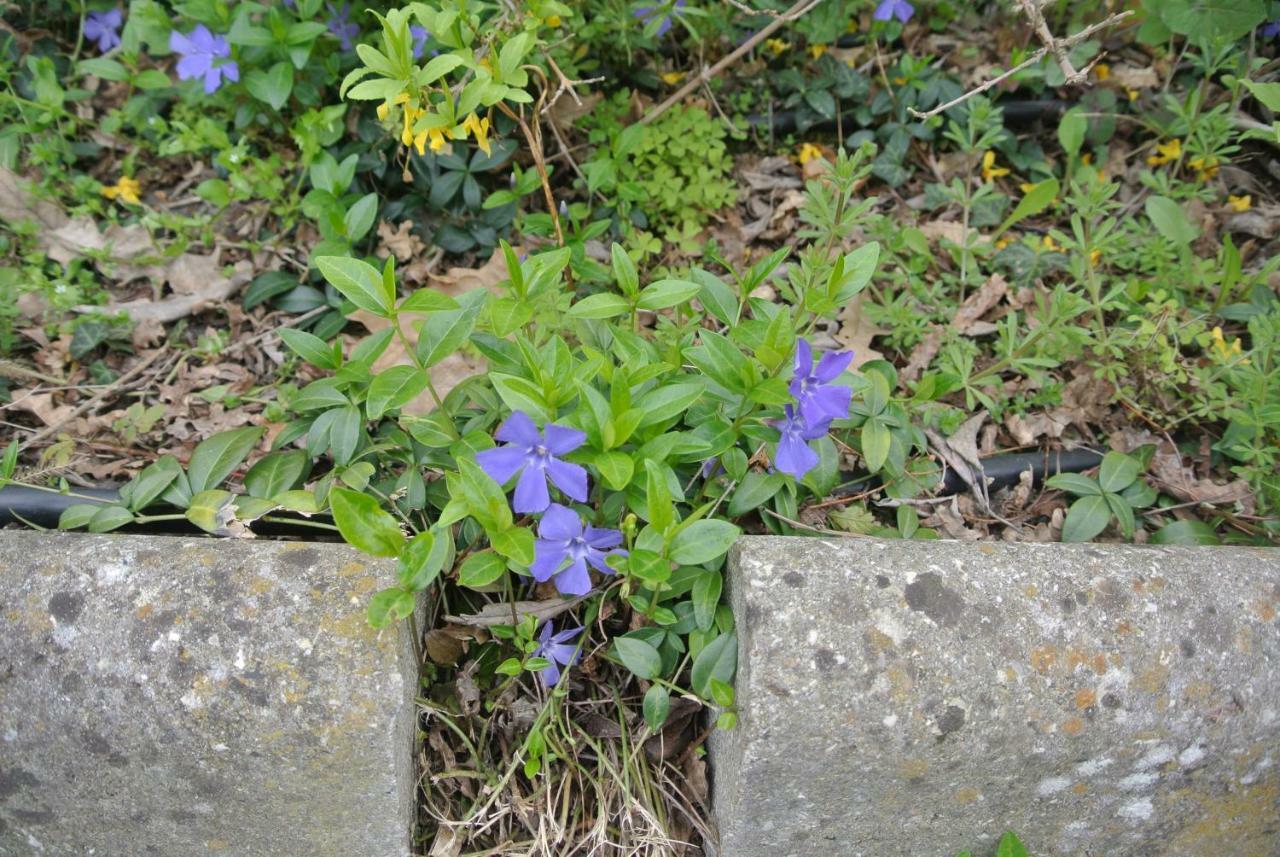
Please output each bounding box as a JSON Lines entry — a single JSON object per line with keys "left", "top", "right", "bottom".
{"left": 0, "top": 531, "right": 417, "bottom": 856}
{"left": 711, "top": 537, "right": 1280, "bottom": 857}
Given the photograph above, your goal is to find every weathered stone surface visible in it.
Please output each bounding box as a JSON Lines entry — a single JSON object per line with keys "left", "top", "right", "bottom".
{"left": 711, "top": 537, "right": 1280, "bottom": 857}
{"left": 0, "top": 531, "right": 417, "bottom": 856}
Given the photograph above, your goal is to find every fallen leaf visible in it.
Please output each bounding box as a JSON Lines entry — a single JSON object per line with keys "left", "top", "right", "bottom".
{"left": 1109, "top": 64, "right": 1159, "bottom": 90}
{"left": 951, "top": 273, "right": 1009, "bottom": 334}
{"left": 444, "top": 596, "right": 590, "bottom": 628}
{"left": 901, "top": 327, "right": 943, "bottom": 384}
{"left": 78, "top": 259, "right": 255, "bottom": 323}
{"left": 835, "top": 294, "right": 887, "bottom": 368}
{"left": 377, "top": 219, "right": 426, "bottom": 261}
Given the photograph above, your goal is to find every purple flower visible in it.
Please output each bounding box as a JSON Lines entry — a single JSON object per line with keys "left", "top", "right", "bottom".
{"left": 533, "top": 621, "right": 582, "bottom": 686}
{"left": 326, "top": 3, "right": 359, "bottom": 51}
{"left": 633, "top": 0, "right": 685, "bottom": 38}
{"left": 410, "top": 25, "right": 429, "bottom": 59}
{"left": 873, "top": 0, "right": 914, "bottom": 23}
{"left": 530, "top": 504, "right": 625, "bottom": 596}
{"left": 84, "top": 8, "right": 123, "bottom": 52}
{"left": 1262, "top": 20, "right": 1280, "bottom": 39}
{"left": 475, "top": 411, "right": 588, "bottom": 513}
{"left": 774, "top": 404, "right": 829, "bottom": 479}
{"left": 790, "top": 339, "right": 853, "bottom": 428}
{"left": 169, "top": 25, "right": 239, "bottom": 94}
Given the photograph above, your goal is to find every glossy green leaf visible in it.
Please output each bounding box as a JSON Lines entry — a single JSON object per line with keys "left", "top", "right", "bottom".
{"left": 187, "top": 426, "right": 265, "bottom": 494}
{"left": 457, "top": 551, "right": 507, "bottom": 589}
{"left": 366, "top": 366, "right": 429, "bottom": 420}
{"left": 1098, "top": 451, "right": 1140, "bottom": 493}
{"left": 330, "top": 487, "right": 404, "bottom": 557}
{"left": 643, "top": 684, "right": 671, "bottom": 731}
{"left": 614, "top": 636, "right": 662, "bottom": 680}
{"left": 315, "top": 255, "right": 393, "bottom": 316}
{"left": 669, "top": 520, "right": 740, "bottom": 565}
{"left": 691, "top": 633, "right": 737, "bottom": 698}
{"left": 1061, "top": 494, "right": 1112, "bottom": 543}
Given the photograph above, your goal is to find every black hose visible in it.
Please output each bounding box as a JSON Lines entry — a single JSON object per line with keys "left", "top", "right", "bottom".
{"left": 2, "top": 447, "right": 1104, "bottom": 534}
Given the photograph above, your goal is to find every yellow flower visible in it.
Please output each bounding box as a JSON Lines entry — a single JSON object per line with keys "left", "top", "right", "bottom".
{"left": 1188, "top": 155, "right": 1218, "bottom": 181}
{"left": 1127, "top": 88, "right": 1139, "bottom": 102}
{"left": 1227, "top": 194, "right": 1251, "bottom": 212}
{"left": 1146, "top": 138, "right": 1181, "bottom": 166}
{"left": 462, "top": 112, "right": 492, "bottom": 156}
{"left": 1080, "top": 152, "right": 1093, "bottom": 166}
{"left": 981, "top": 151, "right": 1009, "bottom": 182}
{"left": 377, "top": 102, "right": 389, "bottom": 120}
{"left": 544, "top": 14, "right": 561, "bottom": 26}
{"left": 1089, "top": 249, "right": 1101, "bottom": 267}
{"left": 101, "top": 176, "right": 141, "bottom": 205}
{"left": 659, "top": 70, "right": 687, "bottom": 85}
{"left": 809, "top": 44, "right": 828, "bottom": 59}
{"left": 412, "top": 125, "right": 450, "bottom": 156}
{"left": 994, "top": 236, "right": 1011, "bottom": 250}
{"left": 1210, "top": 326, "right": 1244, "bottom": 361}
{"left": 1094, "top": 63, "right": 1110, "bottom": 82}
{"left": 764, "top": 38, "right": 789, "bottom": 56}
{"left": 892, "top": 76, "right": 906, "bottom": 85}
{"left": 1042, "top": 234, "right": 1059, "bottom": 251}
{"left": 797, "top": 142, "right": 824, "bottom": 165}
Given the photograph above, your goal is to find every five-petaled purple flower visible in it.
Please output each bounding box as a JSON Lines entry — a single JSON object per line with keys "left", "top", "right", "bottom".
{"left": 326, "top": 3, "right": 359, "bottom": 51}
{"left": 774, "top": 404, "right": 830, "bottom": 479}
{"left": 533, "top": 621, "right": 582, "bottom": 686}
{"left": 84, "top": 8, "right": 123, "bottom": 53}
{"left": 410, "top": 25, "right": 430, "bottom": 59}
{"left": 531, "top": 504, "right": 625, "bottom": 596}
{"left": 1262, "top": 20, "right": 1280, "bottom": 39}
{"left": 633, "top": 0, "right": 685, "bottom": 38}
{"left": 790, "top": 338, "right": 852, "bottom": 428}
{"left": 873, "top": 0, "right": 914, "bottom": 23}
{"left": 169, "top": 25, "right": 239, "bottom": 94}
{"left": 476, "top": 411, "right": 588, "bottom": 513}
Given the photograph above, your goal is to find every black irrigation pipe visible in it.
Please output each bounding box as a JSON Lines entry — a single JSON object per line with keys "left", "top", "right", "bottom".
{"left": 0, "top": 448, "right": 1104, "bottom": 534}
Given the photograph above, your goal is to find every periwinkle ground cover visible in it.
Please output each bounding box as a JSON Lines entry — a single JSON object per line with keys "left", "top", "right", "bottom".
{"left": 4, "top": 0, "right": 1280, "bottom": 852}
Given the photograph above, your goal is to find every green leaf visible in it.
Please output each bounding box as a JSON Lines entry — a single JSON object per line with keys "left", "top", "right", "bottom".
{"left": 727, "top": 471, "right": 784, "bottom": 517}
{"left": 594, "top": 451, "right": 635, "bottom": 491}
{"left": 643, "top": 684, "right": 671, "bottom": 731}
{"left": 690, "top": 633, "right": 737, "bottom": 698}
{"left": 367, "top": 586, "right": 416, "bottom": 628}
{"left": 998, "top": 177, "right": 1060, "bottom": 234}
{"left": 1152, "top": 519, "right": 1220, "bottom": 545}
{"left": 669, "top": 520, "right": 740, "bottom": 565}
{"left": 611, "top": 243, "right": 639, "bottom": 298}
{"left": 328, "top": 405, "right": 362, "bottom": 465}
{"left": 244, "top": 61, "right": 293, "bottom": 111}
{"left": 186, "top": 489, "right": 233, "bottom": 533}
{"left": 279, "top": 328, "right": 338, "bottom": 369}
{"left": 491, "top": 527, "right": 535, "bottom": 566}
{"left": 243, "top": 450, "right": 308, "bottom": 499}
{"left": 0, "top": 437, "right": 17, "bottom": 483}
{"left": 637, "top": 278, "right": 701, "bottom": 310}
{"left": 343, "top": 192, "right": 378, "bottom": 242}
{"left": 88, "top": 504, "right": 134, "bottom": 533}
{"left": 397, "top": 531, "right": 446, "bottom": 590}
{"left": 567, "top": 292, "right": 631, "bottom": 319}
{"left": 78, "top": 57, "right": 129, "bottom": 81}
{"left": 1061, "top": 494, "right": 1112, "bottom": 543}
{"left": 417, "top": 289, "right": 486, "bottom": 368}
{"left": 861, "top": 418, "right": 891, "bottom": 473}
{"left": 692, "top": 571, "right": 722, "bottom": 632}
{"left": 1104, "top": 491, "right": 1136, "bottom": 538}
{"left": 292, "top": 378, "right": 349, "bottom": 411}
{"left": 1045, "top": 472, "right": 1102, "bottom": 497}
{"left": 645, "top": 460, "right": 674, "bottom": 534}
{"left": 330, "top": 487, "right": 404, "bottom": 557}
{"left": 832, "top": 242, "right": 879, "bottom": 303}
{"left": 1057, "top": 108, "right": 1086, "bottom": 157}
{"left": 458, "top": 551, "right": 507, "bottom": 589}
{"left": 315, "top": 256, "right": 393, "bottom": 316}
{"left": 123, "top": 455, "right": 182, "bottom": 511}
{"left": 58, "top": 504, "right": 101, "bottom": 530}
{"left": 1243, "top": 80, "right": 1280, "bottom": 112}
{"left": 457, "top": 457, "right": 514, "bottom": 530}
{"left": 709, "top": 678, "right": 735, "bottom": 708}
{"left": 635, "top": 381, "right": 704, "bottom": 430}
{"left": 1145, "top": 196, "right": 1198, "bottom": 246}
{"left": 366, "top": 366, "right": 429, "bottom": 420}
{"left": 1098, "top": 451, "right": 1140, "bottom": 493}
{"left": 614, "top": 636, "right": 662, "bottom": 680}
{"left": 187, "top": 426, "right": 265, "bottom": 494}
{"left": 398, "top": 289, "right": 459, "bottom": 313}
{"left": 996, "top": 830, "right": 1029, "bottom": 857}
{"left": 1160, "top": 0, "right": 1265, "bottom": 43}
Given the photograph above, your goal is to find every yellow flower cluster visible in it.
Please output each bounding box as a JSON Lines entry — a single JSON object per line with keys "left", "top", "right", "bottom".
{"left": 101, "top": 176, "right": 141, "bottom": 205}
{"left": 377, "top": 92, "right": 492, "bottom": 157}
{"left": 797, "top": 142, "right": 824, "bottom": 165}
{"left": 981, "top": 151, "right": 1009, "bottom": 182}
{"left": 1188, "top": 155, "right": 1218, "bottom": 181}
{"left": 1146, "top": 138, "right": 1181, "bottom": 166}
{"left": 1210, "top": 326, "right": 1246, "bottom": 363}
{"left": 763, "top": 38, "right": 789, "bottom": 56}
{"left": 1227, "top": 194, "right": 1251, "bottom": 212}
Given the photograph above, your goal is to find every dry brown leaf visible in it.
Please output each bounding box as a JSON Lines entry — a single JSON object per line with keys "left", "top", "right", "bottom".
{"left": 429, "top": 247, "right": 514, "bottom": 294}
{"left": 952, "top": 273, "right": 1009, "bottom": 334}
{"left": 165, "top": 253, "right": 223, "bottom": 296}
{"left": 834, "top": 294, "right": 886, "bottom": 368}
{"left": 901, "top": 327, "right": 943, "bottom": 384}
{"left": 376, "top": 219, "right": 426, "bottom": 261}
{"left": 1150, "top": 446, "right": 1254, "bottom": 510}
{"left": 0, "top": 167, "right": 66, "bottom": 232}
{"left": 1109, "top": 64, "right": 1159, "bottom": 90}
{"left": 80, "top": 259, "right": 255, "bottom": 323}
{"left": 546, "top": 90, "right": 602, "bottom": 131}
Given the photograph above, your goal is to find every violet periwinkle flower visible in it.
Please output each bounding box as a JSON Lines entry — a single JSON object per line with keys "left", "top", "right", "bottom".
{"left": 774, "top": 404, "right": 829, "bottom": 479}
{"left": 533, "top": 621, "right": 583, "bottom": 686}
{"left": 410, "top": 24, "right": 429, "bottom": 59}
{"left": 170, "top": 25, "right": 239, "bottom": 94}
{"left": 475, "top": 411, "right": 588, "bottom": 513}
{"left": 84, "top": 8, "right": 123, "bottom": 52}
{"left": 873, "top": 0, "right": 914, "bottom": 23}
{"left": 790, "top": 338, "right": 853, "bottom": 428}
{"left": 326, "top": 3, "right": 359, "bottom": 51}
{"left": 1262, "top": 20, "right": 1280, "bottom": 39}
{"left": 531, "top": 504, "right": 625, "bottom": 596}
{"left": 633, "top": 0, "right": 685, "bottom": 38}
